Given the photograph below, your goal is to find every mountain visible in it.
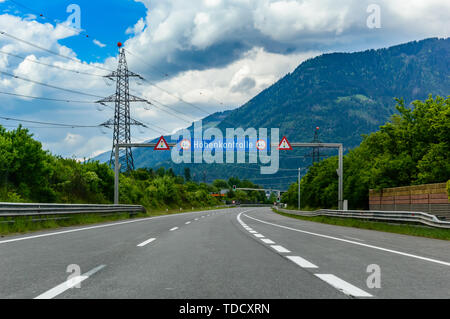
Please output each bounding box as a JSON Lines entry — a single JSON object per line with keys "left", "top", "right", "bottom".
{"left": 94, "top": 37, "right": 450, "bottom": 189}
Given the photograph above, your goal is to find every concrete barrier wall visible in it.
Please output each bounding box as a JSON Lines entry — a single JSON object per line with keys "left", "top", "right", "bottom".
{"left": 369, "top": 183, "right": 450, "bottom": 218}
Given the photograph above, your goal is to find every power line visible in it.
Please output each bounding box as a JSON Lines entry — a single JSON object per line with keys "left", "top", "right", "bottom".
{"left": 0, "top": 70, "right": 103, "bottom": 98}
{"left": 145, "top": 100, "right": 194, "bottom": 124}
{"left": 0, "top": 124, "right": 109, "bottom": 129}
{"left": 0, "top": 91, "right": 95, "bottom": 103}
{"left": 0, "top": 115, "right": 102, "bottom": 128}
{"left": 140, "top": 77, "right": 212, "bottom": 116}
{"left": 1, "top": 8, "right": 261, "bottom": 150}
{"left": 0, "top": 90, "right": 168, "bottom": 135}
{"left": 124, "top": 49, "right": 170, "bottom": 79}
{"left": 7, "top": 0, "right": 96, "bottom": 41}
{"left": 2, "top": 8, "right": 232, "bottom": 124}
{"left": 8, "top": 0, "right": 43, "bottom": 16}
{"left": 0, "top": 50, "right": 108, "bottom": 77}
{"left": 6, "top": 1, "right": 228, "bottom": 112}
{"left": 129, "top": 113, "right": 171, "bottom": 135}
{"left": 0, "top": 30, "right": 229, "bottom": 129}
{"left": 125, "top": 48, "right": 227, "bottom": 107}
{"left": 128, "top": 88, "right": 194, "bottom": 124}
{"left": 0, "top": 91, "right": 167, "bottom": 134}
{"left": 0, "top": 31, "right": 113, "bottom": 73}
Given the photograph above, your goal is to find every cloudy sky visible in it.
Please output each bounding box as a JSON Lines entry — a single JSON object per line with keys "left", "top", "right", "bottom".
{"left": 0, "top": 0, "right": 449, "bottom": 159}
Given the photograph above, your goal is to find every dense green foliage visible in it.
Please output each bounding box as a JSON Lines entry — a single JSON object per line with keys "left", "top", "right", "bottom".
{"left": 282, "top": 95, "right": 450, "bottom": 209}
{"left": 0, "top": 126, "right": 224, "bottom": 208}
{"left": 118, "top": 167, "right": 221, "bottom": 209}
{"left": 224, "top": 177, "right": 272, "bottom": 204}
{"left": 0, "top": 125, "right": 114, "bottom": 203}
{"left": 104, "top": 38, "right": 450, "bottom": 188}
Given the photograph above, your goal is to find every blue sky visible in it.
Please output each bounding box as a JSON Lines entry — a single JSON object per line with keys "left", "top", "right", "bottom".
{"left": 1, "top": 0, "right": 147, "bottom": 62}
{"left": 0, "top": 0, "right": 449, "bottom": 159}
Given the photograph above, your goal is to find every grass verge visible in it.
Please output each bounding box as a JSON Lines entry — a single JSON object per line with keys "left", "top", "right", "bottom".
{"left": 273, "top": 209, "right": 450, "bottom": 241}
{"left": 0, "top": 206, "right": 226, "bottom": 237}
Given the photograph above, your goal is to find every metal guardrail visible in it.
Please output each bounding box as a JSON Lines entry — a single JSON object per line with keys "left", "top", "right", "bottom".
{"left": 0, "top": 202, "right": 146, "bottom": 218}
{"left": 275, "top": 207, "right": 450, "bottom": 229}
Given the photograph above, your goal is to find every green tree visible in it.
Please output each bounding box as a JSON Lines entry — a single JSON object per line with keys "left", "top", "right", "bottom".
{"left": 184, "top": 167, "right": 191, "bottom": 181}
{"left": 291, "top": 95, "right": 450, "bottom": 209}
{"left": 213, "top": 179, "right": 229, "bottom": 189}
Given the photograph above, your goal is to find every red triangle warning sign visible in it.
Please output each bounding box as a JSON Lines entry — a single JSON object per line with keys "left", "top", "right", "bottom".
{"left": 278, "top": 136, "right": 293, "bottom": 150}
{"left": 154, "top": 136, "right": 171, "bottom": 150}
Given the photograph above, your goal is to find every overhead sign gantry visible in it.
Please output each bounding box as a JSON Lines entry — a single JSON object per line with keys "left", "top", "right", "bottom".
{"left": 114, "top": 137, "right": 344, "bottom": 209}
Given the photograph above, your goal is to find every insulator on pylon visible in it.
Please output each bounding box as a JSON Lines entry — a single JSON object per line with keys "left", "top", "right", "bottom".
{"left": 99, "top": 126, "right": 108, "bottom": 134}
{"left": 104, "top": 77, "right": 114, "bottom": 86}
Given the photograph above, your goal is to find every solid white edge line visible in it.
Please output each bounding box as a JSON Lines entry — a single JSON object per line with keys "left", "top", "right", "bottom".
{"left": 137, "top": 238, "right": 156, "bottom": 247}
{"left": 315, "top": 274, "right": 373, "bottom": 297}
{"left": 261, "top": 238, "right": 276, "bottom": 244}
{"left": 271, "top": 245, "right": 291, "bottom": 253}
{"left": 34, "top": 265, "right": 106, "bottom": 299}
{"left": 242, "top": 213, "right": 450, "bottom": 267}
{"left": 169, "top": 227, "right": 179, "bottom": 231}
{"left": 0, "top": 208, "right": 232, "bottom": 245}
{"left": 286, "top": 256, "right": 318, "bottom": 269}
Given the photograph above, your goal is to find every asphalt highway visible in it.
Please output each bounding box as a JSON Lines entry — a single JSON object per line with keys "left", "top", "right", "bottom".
{"left": 0, "top": 207, "right": 448, "bottom": 299}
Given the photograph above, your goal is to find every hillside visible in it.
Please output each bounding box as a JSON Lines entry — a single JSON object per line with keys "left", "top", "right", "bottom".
{"left": 95, "top": 38, "right": 450, "bottom": 189}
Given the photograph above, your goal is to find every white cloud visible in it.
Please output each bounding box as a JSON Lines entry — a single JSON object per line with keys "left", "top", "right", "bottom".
{"left": 383, "top": 1, "right": 450, "bottom": 36}
{"left": 64, "top": 133, "right": 84, "bottom": 146}
{"left": 126, "top": 17, "right": 146, "bottom": 35}
{"left": 137, "top": 47, "right": 318, "bottom": 109}
{"left": 253, "top": 0, "right": 355, "bottom": 40}
{"left": 93, "top": 39, "right": 106, "bottom": 48}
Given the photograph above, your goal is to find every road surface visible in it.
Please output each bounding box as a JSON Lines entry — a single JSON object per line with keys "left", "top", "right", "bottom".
{"left": 0, "top": 207, "right": 449, "bottom": 299}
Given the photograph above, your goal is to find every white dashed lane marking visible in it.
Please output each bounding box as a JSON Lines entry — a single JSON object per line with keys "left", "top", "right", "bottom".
{"left": 169, "top": 227, "right": 179, "bottom": 231}
{"left": 315, "top": 274, "right": 373, "bottom": 297}
{"left": 260, "top": 238, "right": 275, "bottom": 244}
{"left": 242, "top": 213, "right": 450, "bottom": 267}
{"left": 270, "top": 245, "right": 290, "bottom": 253}
{"left": 35, "top": 265, "right": 106, "bottom": 299}
{"left": 286, "top": 256, "right": 318, "bottom": 269}
{"left": 238, "top": 212, "right": 374, "bottom": 298}
{"left": 137, "top": 238, "right": 156, "bottom": 247}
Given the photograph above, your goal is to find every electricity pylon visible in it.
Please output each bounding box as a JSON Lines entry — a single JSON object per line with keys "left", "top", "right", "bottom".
{"left": 311, "top": 126, "right": 321, "bottom": 164}
{"left": 96, "top": 44, "right": 147, "bottom": 171}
